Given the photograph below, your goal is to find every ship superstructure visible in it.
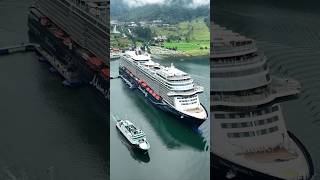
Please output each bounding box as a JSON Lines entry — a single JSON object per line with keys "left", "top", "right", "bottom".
{"left": 119, "top": 49, "right": 208, "bottom": 126}
{"left": 28, "top": 0, "right": 110, "bottom": 99}
{"left": 34, "top": 0, "right": 109, "bottom": 63}
{"left": 211, "top": 24, "right": 314, "bottom": 179}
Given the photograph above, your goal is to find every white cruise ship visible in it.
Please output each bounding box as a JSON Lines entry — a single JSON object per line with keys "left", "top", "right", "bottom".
{"left": 211, "top": 24, "right": 314, "bottom": 179}
{"left": 116, "top": 119, "right": 150, "bottom": 152}
{"left": 119, "top": 48, "right": 208, "bottom": 127}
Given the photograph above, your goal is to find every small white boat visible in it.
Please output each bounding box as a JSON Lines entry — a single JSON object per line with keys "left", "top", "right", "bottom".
{"left": 116, "top": 119, "right": 150, "bottom": 152}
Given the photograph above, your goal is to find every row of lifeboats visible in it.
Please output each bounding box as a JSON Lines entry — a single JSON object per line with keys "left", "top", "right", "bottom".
{"left": 138, "top": 79, "right": 161, "bottom": 101}
{"left": 40, "top": 16, "right": 109, "bottom": 80}
{"left": 40, "top": 17, "right": 73, "bottom": 47}
{"left": 87, "top": 56, "right": 110, "bottom": 79}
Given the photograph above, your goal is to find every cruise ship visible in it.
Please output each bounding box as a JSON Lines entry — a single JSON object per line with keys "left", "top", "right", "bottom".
{"left": 27, "top": 0, "right": 109, "bottom": 99}
{"left": 210, "top": 24, "right": 314, "bottom": 179}
{"left": 119, "top": 49, "right": 208, "bottom": 127}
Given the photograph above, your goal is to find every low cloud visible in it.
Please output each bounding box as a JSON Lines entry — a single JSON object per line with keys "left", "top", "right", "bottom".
{"left": 189, "top": 0, "right": 210, "bottom": 8}
{"left": 124, "top": 0, "right": 167, "bottom": 7}
{"left": 121, "top": 0, "right": 209, "bottom": 8}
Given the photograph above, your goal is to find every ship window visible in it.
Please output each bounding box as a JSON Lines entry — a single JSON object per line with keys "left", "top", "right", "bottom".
{"left": 254, "top": 116, "right": 279, "bottom": 126}
{"left": 256, "top": 129, "right": 268, "bottom": 135}
{"left": 269, "top": 126, "right": 279, "bottom": 133}
{"left": 257, "top": 110, "right": 262, "bottom": 115}
{"left": 214, "top": 114, "right": 225, "bottom": 119}
{"left": 266, "top": 74, "right": 271, "bottom": 81}
{"left": 221, "top": 122, "right": 253, "bottom": 129}
{"left": 229, "top": 114, "right": 235, "bottom": 119}
{"left": 227, "top": 131, "right": 255, "bottom": 138}
{"left": 264, "top": 108, "right": 270, "bottom": 114}
{"left": 272, "top": 106, "right": 279, "bottom": 112}
{"left": 256, "top": 126, "right": 278, "bottom": 136}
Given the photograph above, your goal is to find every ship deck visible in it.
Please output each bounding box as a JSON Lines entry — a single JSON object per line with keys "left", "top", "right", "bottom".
{"left": 239, "top": 147, "right": 299, "bottom": 163}
{"left": 211, "top": 77, "right": 301, "bottom": 106}
{"left": 214, "top": 137, "right": 311, "bottom": 179}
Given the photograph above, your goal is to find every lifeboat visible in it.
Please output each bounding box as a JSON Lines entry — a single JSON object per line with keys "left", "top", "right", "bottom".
{"left": 149, "top": 89, "right": 153, "bottom": 94}
{"left": 101, "top": 68, "right": 110, "bottom": 80}
{"left": 155, "top": 95, "right": 161, "bottom": 101}
{"left": 54, "top": 29, "right": 64, "bottom": 39}
{"left": 63, "top": 37, "right": 72, "bottom": 46}
{"left": 40, "top": 17, "right": 48, "bottom": 26}
{"left": 87, "top": 57, "right": 103, "bottom": 71}
{"left": 142, "top": 83, "right": 147, "bottom": 87}
{"left": 138, "top": 80, "right": 143, "bottom": 84}
{"left": 146, "top": 87, "right": 150, "bottom": 91}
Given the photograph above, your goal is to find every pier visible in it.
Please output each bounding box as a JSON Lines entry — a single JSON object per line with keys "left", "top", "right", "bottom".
{"left": 0, "top": 43, "right": 40, "bottom": 55}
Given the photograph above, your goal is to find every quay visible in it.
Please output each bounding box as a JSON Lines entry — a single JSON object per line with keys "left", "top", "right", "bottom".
{"left": 0, "top": 43, "right": 40, "bottom": 55}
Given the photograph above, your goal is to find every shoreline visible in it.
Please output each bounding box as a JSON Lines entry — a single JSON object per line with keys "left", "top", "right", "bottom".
{"left": 149, "top": 46, "right": 209, "bottom": 58}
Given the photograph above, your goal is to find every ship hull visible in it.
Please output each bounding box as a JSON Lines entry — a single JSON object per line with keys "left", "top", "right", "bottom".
{"left": 116, "top": 121, "right": 149, "bottom": 153}
{"left": 119, "top": 66, "right": 206, "bottom": 129}
{"left": 211, "top": 131, "right": 314, "bottom": 180}
{"left": 115, "top": 127, "right": 149, "bottom": 155}
{"left": 28, "top": 8, "right": 109, "bottom": 104}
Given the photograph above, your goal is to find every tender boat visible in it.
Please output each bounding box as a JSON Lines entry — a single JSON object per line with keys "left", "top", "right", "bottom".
{"left": 116, "top": 119, "right": 150, "bottom": 152}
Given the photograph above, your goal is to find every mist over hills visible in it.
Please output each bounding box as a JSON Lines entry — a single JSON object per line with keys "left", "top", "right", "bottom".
{"left": 111, "top": 0, "right": 209, "bottom": 23}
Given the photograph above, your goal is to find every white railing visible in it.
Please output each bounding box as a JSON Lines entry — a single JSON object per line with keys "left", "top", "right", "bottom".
{"left": 211, "top": 78, "right": 301, "bottom": 106}
{"left": 212, "top": 51, "right": 266, "bottom": 68}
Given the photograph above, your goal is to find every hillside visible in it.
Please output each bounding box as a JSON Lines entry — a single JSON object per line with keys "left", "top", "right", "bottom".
{"left": 111, "top": 3, "right": 209, "bottom": 24}
{"left": 151, "top": 18, "right": 210, "bottom": 56}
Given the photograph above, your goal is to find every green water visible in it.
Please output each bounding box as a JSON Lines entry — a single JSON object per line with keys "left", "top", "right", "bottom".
{"left": 110, "top": 56, "right": 210, "bottom": 180}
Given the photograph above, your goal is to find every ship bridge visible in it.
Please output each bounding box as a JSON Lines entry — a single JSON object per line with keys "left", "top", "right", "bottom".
{"left": 211, "top": 23, "right": 257, "bottom": 58}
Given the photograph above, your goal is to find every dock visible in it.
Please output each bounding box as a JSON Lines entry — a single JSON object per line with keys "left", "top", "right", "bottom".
{"left": 0, "top": 43, "right": 40, "bottom": 55}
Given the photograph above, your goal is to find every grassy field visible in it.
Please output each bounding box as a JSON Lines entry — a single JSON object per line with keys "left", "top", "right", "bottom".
{"left": 111, "top": 18, "right": 210, "bottom": 56}
{"left": 151, "top": 18, "right": 210, "bottom": 56}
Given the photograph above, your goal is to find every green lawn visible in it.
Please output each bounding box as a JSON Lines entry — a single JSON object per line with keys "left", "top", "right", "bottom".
{"left": 152, "top": 17, "right": 210, "bottom": 56}
{"left": 111, "top": 17, "right": 210, "bottom": 56}
{"left": 164, "top": 42, "right": 209, "bottom": 56}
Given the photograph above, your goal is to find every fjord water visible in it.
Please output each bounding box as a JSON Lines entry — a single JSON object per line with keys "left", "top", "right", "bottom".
{"left": 110, "top": 57, "right": 210, "bottom": 180}
{"left": 214, "top": 0, "right": 320, "bottom": 179}
{"left": 0, "top": 0, "right": 108, "bottom": 179}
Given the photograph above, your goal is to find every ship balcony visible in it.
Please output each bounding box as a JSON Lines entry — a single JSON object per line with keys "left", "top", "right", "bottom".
{"left": 165, "top": 75, "right": 190, "bottom": 81}
{"left": 211, "top": 77, "right": 301, "bottom": 107}
{"left": 211, "top": 51, "right": 266, "bottom": 68}
{"left": 168, "top": 86, "right": 204, "bottom": 96}
{"left": 211, "top": 44, "right": 257, "bottom": 58}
